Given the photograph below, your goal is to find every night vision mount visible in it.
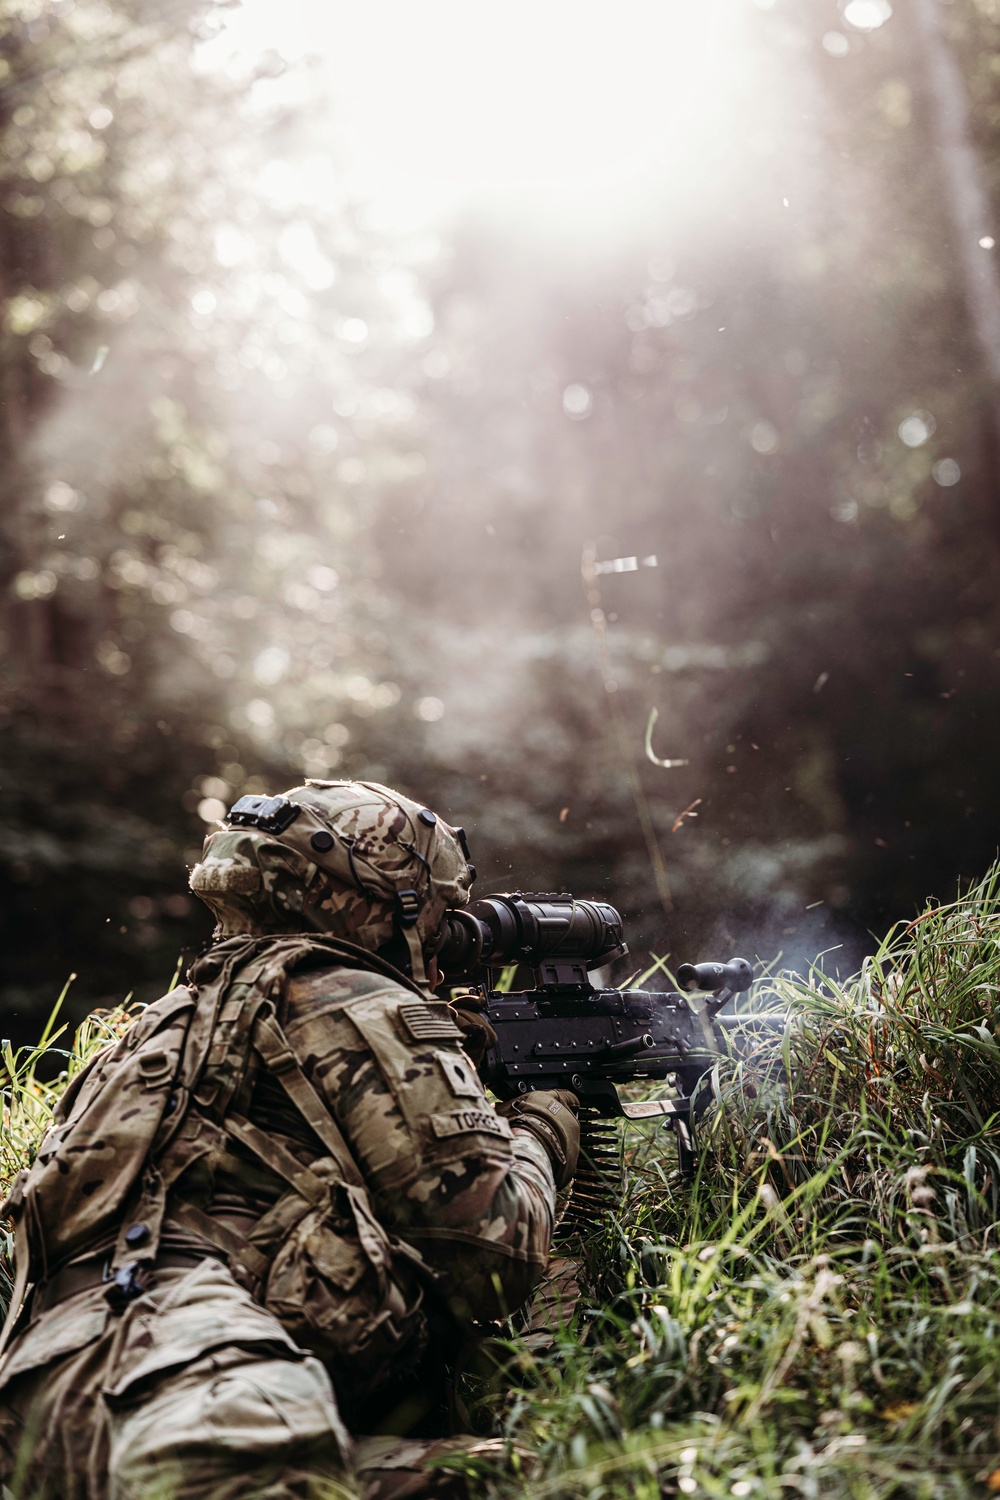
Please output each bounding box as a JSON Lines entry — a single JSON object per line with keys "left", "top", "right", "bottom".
{"left": 436, "top": 891, "right": 753, "bottom": 1012}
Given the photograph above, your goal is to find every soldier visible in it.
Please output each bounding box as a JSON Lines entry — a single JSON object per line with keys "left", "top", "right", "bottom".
{"left": 0, "top": 780, "right": 579, "bottom": 1499}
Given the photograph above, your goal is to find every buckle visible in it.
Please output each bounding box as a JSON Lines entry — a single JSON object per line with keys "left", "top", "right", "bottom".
{"left": 396, "top": 889, "right": 421, "bottom": 928}
{"left": 103, "top": 1260, "right": 149, "bottom": 1313}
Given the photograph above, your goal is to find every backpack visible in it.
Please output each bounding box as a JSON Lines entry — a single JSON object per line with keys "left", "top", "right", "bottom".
{"left": 1, "top": 937, "right": 437, "bottom": 1407}
{"left": 0, "top": 980, "right": 212, "bottom": 1353}
{"left": 5, "top": 987, "right": 203, "bottom": 1270}
{"left": 167, "top": 937, "right": 434, "bottom": 1407}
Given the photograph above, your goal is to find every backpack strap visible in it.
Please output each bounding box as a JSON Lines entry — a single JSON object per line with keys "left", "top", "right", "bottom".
{"left": 171, "top": 1112, "right": 353, "bottom": 1289}
{"left": 250, "top": 1006, "right": 365, "bottom": 1188}
{"left": 167, "top": 1200, "right": 271, "bottom": 1283}
{"left": 224, "top": 1114, "right": 330, "bottom": 1207}
{"left": 168, "top": 944, "right": 397, "bottom": 1290}
{"left": 169, "top": 1000, "right": 378, "bottom": 1291}
{"left": 0, "top": 1189, "right": 33, "bottom": 1359}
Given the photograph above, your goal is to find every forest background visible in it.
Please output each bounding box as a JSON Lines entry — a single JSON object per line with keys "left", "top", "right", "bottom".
{"left": 2, "top": 0, "right": 999, "bottom": 1041}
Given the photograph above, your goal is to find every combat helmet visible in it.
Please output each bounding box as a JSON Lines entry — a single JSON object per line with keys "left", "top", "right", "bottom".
{"left": 189, "top": 779, "right": 475, "bottom": 990}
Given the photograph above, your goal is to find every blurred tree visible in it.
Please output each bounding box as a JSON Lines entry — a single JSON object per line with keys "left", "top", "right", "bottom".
{"left": 6, "top": 0, "right": 1000, "bottom": 1042}
{"left": 365, "top": 0, "right": 1000, "bottom": 969}
{"left": 0, "top": 0, "right": 426, "bottom": 1032}
{"left": 912, "top": 0, "right": 1000, "bottom": 449}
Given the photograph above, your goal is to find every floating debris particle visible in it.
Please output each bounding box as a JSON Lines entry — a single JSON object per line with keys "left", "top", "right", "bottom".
{"left": 671, "top": 798, "right": 703, "bottom": 832}
{"left": 644, "top": 707, "right": 690, "bottom": 769}
{"left": 593, "top": 554, "right": 658, "bottom": 575}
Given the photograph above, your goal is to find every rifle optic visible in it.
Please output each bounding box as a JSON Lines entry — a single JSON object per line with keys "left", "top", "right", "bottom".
{"left": 435, "top": 892, "right": 627, "bottom": 979}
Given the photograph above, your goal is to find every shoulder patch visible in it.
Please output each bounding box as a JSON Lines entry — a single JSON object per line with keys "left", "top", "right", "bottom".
{"left": 398, "top": 1003, "right": 462, "bottom": 1043}
{"left": 430, "top": 1109, "right": 513, "bottom": 1141}
{"left": 436, "top": 1051, "right": 482, "bottom": 1099}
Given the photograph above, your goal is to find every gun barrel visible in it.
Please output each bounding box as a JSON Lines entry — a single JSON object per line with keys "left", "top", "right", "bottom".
{"left": 603, "top": 1032, "right": 655, "bottom": 1060}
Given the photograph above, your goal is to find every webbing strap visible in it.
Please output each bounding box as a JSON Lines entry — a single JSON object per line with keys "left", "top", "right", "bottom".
{"left": 224, "top": 1114, "right": 329, "bottom": 1207}
{"left": 0, "top": 1234, "right": 31, "bottom": 1359}
{"left": 167, "top": 1200, "right": 271, "bottom": 1281}
{"left": 188, "top": 934, "right": 425, "bottom": 1001}
{"left": 251, "top": 1009, "right": 364, "bottom": 1187}
{"left": 171, "top": 1112, "right": 330, "bottom": 1286}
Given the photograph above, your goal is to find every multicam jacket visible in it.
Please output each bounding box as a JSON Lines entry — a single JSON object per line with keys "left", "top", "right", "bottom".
{"left": 0, "top": 935, "right": 557, "bottom": 1413}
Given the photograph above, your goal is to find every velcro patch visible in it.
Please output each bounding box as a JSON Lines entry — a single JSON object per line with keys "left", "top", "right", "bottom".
{"left": 430, "top": 1109, "right": 513, "bottom": 1141}
{"left": 436, "top": 1051, "right": 482, "bottom": 1099}
{"left": 398, "top": 1003, "right": 462, "bottom": 1043}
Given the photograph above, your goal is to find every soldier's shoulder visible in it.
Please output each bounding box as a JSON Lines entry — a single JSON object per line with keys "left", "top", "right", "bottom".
{"left": 285, "top": 962, "right": 415, "bottom": 1012}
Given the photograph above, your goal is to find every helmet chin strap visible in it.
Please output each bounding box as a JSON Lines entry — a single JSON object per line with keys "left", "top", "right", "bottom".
{"left": 403, "top": 923, "right": 430, "bottom": 993}
{"left": 395, "top": 887, "right": 430, "bottom": 994}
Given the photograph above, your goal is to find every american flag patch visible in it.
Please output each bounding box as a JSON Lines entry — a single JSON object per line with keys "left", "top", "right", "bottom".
{"left": 398, "top": 1003, "right": 462, "bottom": 1042}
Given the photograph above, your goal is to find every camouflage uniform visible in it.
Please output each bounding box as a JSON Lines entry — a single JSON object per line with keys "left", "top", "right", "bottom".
{"left": 0, "top": 782, "right": 577, "bottom": 1500}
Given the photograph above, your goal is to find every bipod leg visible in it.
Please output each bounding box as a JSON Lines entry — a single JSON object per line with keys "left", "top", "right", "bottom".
{"left": 671, "top": 1106, "right": 696, "bottom": 1178}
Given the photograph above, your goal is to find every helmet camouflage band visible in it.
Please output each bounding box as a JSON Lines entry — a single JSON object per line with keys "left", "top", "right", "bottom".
{"left": 189, "top": 780, "right": 474, "bottom": 988}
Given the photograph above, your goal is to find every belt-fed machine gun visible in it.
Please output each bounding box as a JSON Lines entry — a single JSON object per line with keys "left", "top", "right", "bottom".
{"left": 435, "top": 893, "right": 786, "bottom": 1179}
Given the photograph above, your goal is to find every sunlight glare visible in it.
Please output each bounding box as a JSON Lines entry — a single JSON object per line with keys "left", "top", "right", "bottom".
{"left": 217, "top": 0, "right": 758, "bottom": 234}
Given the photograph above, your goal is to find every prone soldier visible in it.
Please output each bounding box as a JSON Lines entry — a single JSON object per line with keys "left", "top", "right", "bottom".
{"left": 0, "top": 780, "right": 580, "bottom": 1499}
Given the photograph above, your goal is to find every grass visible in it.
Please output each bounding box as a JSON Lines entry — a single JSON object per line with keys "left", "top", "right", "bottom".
{"left": 2, "top": 874, "right": 1000, "bottom": 1497}
{"left": 463, "top": 868, "right": 1000, "bottom": 1497}
{"left": 0, "top": 990, "right": 140, "bottom": 1314}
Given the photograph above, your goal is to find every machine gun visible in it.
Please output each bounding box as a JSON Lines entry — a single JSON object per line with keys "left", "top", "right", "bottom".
{"left": 435, "top": 892, "right": 786, "bottom": 1181}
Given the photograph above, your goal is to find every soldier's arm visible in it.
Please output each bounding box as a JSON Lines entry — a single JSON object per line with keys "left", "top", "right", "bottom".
{"left": 281, "top": 969, "right": 576, "bottom": 1322}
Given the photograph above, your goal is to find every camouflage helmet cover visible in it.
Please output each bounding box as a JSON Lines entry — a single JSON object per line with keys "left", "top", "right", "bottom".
{"left": 189, "top": 781, "right": 474, "bottom": 979}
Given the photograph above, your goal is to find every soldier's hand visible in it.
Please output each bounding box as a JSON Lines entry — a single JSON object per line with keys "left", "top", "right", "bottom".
{"left": 495, "top": 1089, "right": 580, "bottom": 1190}
{"left": 448, "top": 988, "right": 498, "bottom": 1068}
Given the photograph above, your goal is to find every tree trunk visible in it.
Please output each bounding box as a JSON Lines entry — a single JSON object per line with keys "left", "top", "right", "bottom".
{"left": 911, "top": 0, "right": 1000, "bottom": 448}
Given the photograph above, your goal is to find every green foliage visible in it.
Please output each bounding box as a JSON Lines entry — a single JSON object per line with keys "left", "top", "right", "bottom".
{"left": 6, "top": 0, "right": 1000, "bottom": 1488}
{"left": 3, "top": 876, "right": 999, "bottom": 1493}
{"left": 0, "top": 981, "right": 139, "bottom": 1314}
{"left": 456, "top": 870, "right": 1000, "bottom": 1496}
{"left": 4, "top": 0, "right": 1000, "bottom": 1227}
{"left": 0, "top": 0, "right": 428, "bottom": 1029}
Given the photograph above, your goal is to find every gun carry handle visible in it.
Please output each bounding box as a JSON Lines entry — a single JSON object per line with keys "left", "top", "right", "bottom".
{"left": 677, "top": 958, "right": 754, "bottom": 1015}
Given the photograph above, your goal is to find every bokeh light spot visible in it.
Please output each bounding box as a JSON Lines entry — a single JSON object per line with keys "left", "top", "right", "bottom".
{"left": 749, "top": 420, "right": 779, "bottom": 454}
{"left": 254, "top": 646, "right": 289, "bottom": 684}
{"left": 197, "top": 797, "right": 228, "bottom": 823}
{"left": 246, "top": 699, "right": 276, "bottom": 728}
{"left": 932, "top": 458, "right": 961, "bottom": 487}
{"left": 898, "top": 411, "right": 935, "bottom": 448}
{"left": 563, "top": 384, "right": 592, "bottom": 418}
{"left": 44, "top": 481, "right": 80, "bottom": 512}
{"left": 842, "top": 0, "right": 892, "bottom": 32}
{"left": 14, "top": 570, "right": 57, "bottom": 600}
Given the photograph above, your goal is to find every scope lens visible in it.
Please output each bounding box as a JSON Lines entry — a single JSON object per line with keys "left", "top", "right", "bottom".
{"left": 434, "top": 909, "right": 489, "bottom": 973}
{"left": 436, "top": 893, "right": 625, "bottom": 977}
